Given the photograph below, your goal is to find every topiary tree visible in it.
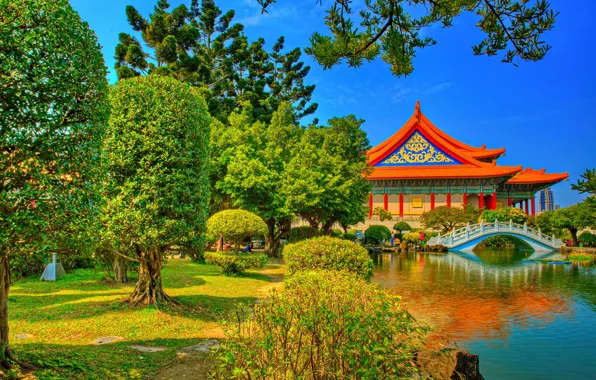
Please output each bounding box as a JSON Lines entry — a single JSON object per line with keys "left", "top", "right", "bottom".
{"left": 284, "top": 236, "right": 374, "bottom": 281}
{"left": 103, "top": 75, "right": 210, "bottom": 306}
{"left": 364, "top": 225, "right": 392, "bottom": 245}
{"left": 393, "top": 221, "right": 411, "bottom": 234}
{"left": 579, "top": 231, "right": 596, "bottom": 247}
{"left": 481, "top": 207, "right": 528, "bottom": 224}
{"left": 207, "top": 210, "right": 268, "bottom": 253}
{"left": 0, "top": 0, "right": 109, "bottom": 368}
{"left": 402, "top": 232, "right": 421, "bottom": 244}
{"left": 422, "top": 205, "right": 479, "bottom": 233}
{"left": 212, "top": 270, "right": 427, "bottom": 379}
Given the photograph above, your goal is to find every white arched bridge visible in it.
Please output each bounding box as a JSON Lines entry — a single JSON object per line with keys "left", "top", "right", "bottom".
{"left": 427, "top": 220, "right": 565, "bottom": 252}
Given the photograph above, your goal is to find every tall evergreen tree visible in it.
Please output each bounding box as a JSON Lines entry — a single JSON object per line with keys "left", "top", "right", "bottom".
{"left": 115, "top": 0, "right": 317, "bottom": 123}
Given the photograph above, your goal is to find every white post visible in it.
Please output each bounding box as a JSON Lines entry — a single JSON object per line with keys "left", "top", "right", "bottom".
{"left": 524, "top": 222, "right": 528, "bottom": 234}
{"left": 509, "top": 219, "right": 513, "bottom": 231}
{"left": 538, "top": 228, "right": 542, "bottom": 240}
{"left": 466, "top": 223, "right": 470, "bottom": 240}
{"left": 495, "top": 218, "right": 499, "bottom": 231}
{"left": 552, "top": 234, "right": 555, "bottom": 244}
{"left": 480, "top": 219, "right": 484, "bottom": 234}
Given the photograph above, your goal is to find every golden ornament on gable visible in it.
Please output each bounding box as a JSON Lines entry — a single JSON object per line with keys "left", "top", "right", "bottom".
{"left": 382, "top": 132, "right": 455, "bottom": 164}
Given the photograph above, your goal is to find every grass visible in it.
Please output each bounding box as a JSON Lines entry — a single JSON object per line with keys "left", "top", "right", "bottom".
{"left": 9, "top": 258, "right": 284, "bottom": 379}
{"left": 568, "top": 253, "right": 596, "bottom": 263}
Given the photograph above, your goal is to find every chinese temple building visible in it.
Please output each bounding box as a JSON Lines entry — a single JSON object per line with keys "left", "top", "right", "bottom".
{"left": 366, "top": 101, "right": 568, "bottom": 218}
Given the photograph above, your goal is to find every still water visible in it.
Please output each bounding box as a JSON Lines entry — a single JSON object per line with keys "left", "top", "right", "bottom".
{"left": 372, "top": 249, "right": 596, "bottom": 380}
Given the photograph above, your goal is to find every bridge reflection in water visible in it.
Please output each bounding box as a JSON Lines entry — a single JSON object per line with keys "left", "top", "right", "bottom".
{"left": 372, "top": 250, "right": 596, "bottom": 380}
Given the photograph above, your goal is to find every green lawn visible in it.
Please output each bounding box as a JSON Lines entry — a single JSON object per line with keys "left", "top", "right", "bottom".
{"left": 9, "top": 258, "right": 284, "bottom": 379}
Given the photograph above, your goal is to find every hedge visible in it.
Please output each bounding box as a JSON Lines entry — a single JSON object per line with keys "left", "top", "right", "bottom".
{"left": 205, "top": 252, "right": 269, "bottom": 276}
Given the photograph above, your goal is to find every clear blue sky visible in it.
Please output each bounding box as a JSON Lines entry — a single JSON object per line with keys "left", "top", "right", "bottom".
{"left": 71, "top": 0, "right": 595, "bottom": 207}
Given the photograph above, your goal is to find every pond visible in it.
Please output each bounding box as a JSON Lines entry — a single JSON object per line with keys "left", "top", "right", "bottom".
{"left": 372, "top": 249, "right": 596, "bottom": 380}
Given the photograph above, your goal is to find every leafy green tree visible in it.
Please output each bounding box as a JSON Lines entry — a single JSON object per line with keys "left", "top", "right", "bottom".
{"left": 257, "top": 0, "right": 557, "bottom": 76}
{"left": 116, "top": 0, "right": 316, "bottom": 123}
{"left": 372, "top": 206, "right": 393, "bottom": 221}
{"left": 207, "top": 209, "right": 267, "bottom": 253}
{"left": 283, "top": 116, "right": 371, "bottom": 233}
{"left": 579, "top": 231, "right": 596, "bottom": 247}
{"left": 572, "top": 168, "right": 596, "bottom": 206}
{"left": 393, "top": 221, "right": 411, "bottom": 234}
{"left": 0, "top": 0, "right": 109, "bottom": 368}
{"left": 104, "top": 76, "right": 210, "bottom": 306}
{"left": 481, "top": 207, "right": 528, "bottom": 224}
{"left": 365, "top": 225, "right": 391, "bottom": 244}
{"left": 422, "top": 205, "right": 479, "bottom": 233}
{"left": 216, "top": 103, "right": 299, "bottom": 257}
{"left": 537, "top": 202, "right": 596, "bottom": 246}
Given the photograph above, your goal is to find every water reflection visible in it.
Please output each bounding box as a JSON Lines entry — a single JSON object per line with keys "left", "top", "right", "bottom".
{"left": 373, "top": 249, "right": 596, "bottom": 343}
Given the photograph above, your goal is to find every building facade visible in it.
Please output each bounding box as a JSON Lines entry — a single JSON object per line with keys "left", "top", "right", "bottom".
{"left": 366, "top": 102, "right": 568, "bottom": 218}
{"left": 538, "top": 188, "right": 555, "bottom": 212}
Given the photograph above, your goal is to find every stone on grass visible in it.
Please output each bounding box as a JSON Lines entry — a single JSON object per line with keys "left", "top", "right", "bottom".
{"left": 130, "top": 345, "right": 166, "bottom": 353}
{"left": 91, "top": 336, "right": 124, "bottom": 345}
{"left": 14, "top": 334, "right": 32, "bottom": 340}
{"left": 176, "top": 339, "right": 219, "bottom": 357}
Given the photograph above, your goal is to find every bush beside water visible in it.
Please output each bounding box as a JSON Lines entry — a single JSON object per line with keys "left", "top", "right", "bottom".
{"left": 212, "top": 270, "right": 426, "bottom": 379}
{"left": 365, "top": 225, "right": 392, "bottom": 245}
{"left": 283, "top": 236, "right": 374, "bottom": 281}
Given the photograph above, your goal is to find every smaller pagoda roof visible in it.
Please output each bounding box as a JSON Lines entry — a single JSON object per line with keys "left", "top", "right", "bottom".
{"left": 506, "top": 168, "right": 569, "bottom": 185}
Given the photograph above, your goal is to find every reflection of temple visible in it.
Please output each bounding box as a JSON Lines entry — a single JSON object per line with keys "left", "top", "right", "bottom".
{"left": 366, "top": 102, "right": 568, "bottom": 218}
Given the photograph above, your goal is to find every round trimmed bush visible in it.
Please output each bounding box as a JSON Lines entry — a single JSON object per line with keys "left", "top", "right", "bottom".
{"left": 211, "top": 270, "right": 426, "bottom": 379}
{"left": 205, "top": 252, "right": 269, "bottom": 276}
{"left": 365, "top": 225, "right": 392, "bottom": 244}
{"left": 207, "top": 210, "right": 267, "bottom": 252}
{"left": 283, "top": 236, "right": 374, "bottom": 281}
{"left": 579, "top": 231, "right": 596, "bottom": 247}
{"left": 288, "top": 226, "right": 320, "bottom": 242}
{"left": 402, "top": 231, "right": 420, "bottom": 244}
{"left": 393, "top": 221, "right": 411, "bottom": 233}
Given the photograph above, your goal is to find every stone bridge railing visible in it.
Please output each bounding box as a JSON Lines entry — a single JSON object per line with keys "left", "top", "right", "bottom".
{"left": 427, "top": 220, "right": 564, "bottom": 250}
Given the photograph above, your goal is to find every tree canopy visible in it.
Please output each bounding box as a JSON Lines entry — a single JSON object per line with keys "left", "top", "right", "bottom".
{"left": 207, "top": 209, "right": 267, "bottom": 252}
{"left": 116, "top": 0, "right": 317, "bottom": 123}
{"left": 572, "top": 168, "right": 596, "bottom": 206}
{"left": 481, "top": 207, "right": 528, "bottom": 224}
{"left": 0, "top": 0, "right": 109, "bottom": 368}
{"left": 104, "top": 75, "right": 211, "bottom": 305}
{"left": 422, "top": 205, "right": 479, "bottom": 233}
{"left": 257, "top": 0, "right": 558, "bottom": 76}
{"left": 536, "top": 202, "right": 596, "bottom": 246}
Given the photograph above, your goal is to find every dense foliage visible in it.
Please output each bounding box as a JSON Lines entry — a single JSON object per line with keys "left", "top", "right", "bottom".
{"left": 288, "top": 226, "right": 320, "bottom": 243}
{"left": 402, "top": 232, "right": 421, "bottom": 244}
{"left": 284, "top": 237, "right": 374, "bottom": 281}
{"left": 481, "top": 207, "right": 528, "bottom": 224}
{"left": 205, "top": 252, "right": 268, "bottom": 276}
{"left": 258, "top": 0, "right": 557, "bottom": 76}
{"left": 422, "top": 205, "right": 479, "bottom": 233}
{"left": 393, "top": 221, "right": 411, "bottom": 233}
{"left": 212, "top": 270, "right": 426, "bottom": 379}
{"left": 207, "top": 210, "right": 268, "bottom": 253}
{"left": 0, "top": 0, "right": 109, "bottom": 368}
{"left": 572, "top": 168, "right": 596, "bottom": 206}
{"left": 103, "top": 76, "right": 210, "bottom": 305}
{"left": 283, "top": 116, "right": 371, "bottom": 232}
{"left": 579, "top": 231, "right": 596, "bottom": 247}
{"left": 365, "top": 225, "right": 392, "bottom": 245}
{"left": 536, "top": 202, "right": 596, "bottom": 246}
{"left": 372, "top": 206, "right": 393, "bottom": 221}
{"left": 116, "top": 0, "right": 316, "bottom": 123}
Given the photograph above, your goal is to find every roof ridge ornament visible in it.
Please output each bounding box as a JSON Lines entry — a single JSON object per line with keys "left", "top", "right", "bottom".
{"left": 414, "top": 100, "right": 421, "bottom": 121}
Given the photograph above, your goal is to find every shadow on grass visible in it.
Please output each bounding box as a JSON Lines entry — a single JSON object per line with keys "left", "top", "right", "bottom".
{"left": 15, "top": 337, "right": 218, "bottom": 380}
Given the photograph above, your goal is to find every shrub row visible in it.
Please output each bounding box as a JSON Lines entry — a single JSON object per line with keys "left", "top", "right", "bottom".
{"left": 205, "top": 252, "right": 268, "bottom": 276}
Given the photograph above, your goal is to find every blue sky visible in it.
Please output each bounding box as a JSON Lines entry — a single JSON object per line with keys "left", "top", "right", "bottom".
{"left": 71, "top": 0, "right": 595, "bottom": 207}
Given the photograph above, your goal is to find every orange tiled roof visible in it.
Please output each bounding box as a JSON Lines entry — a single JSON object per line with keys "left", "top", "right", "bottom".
{"left": 506, "top": 168, "right": 569, "bottom": 184}
{"left": 366, "top": 101, "right": 521, "bottom": 180}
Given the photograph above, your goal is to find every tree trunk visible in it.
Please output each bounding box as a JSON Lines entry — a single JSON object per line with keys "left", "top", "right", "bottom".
{"left": 0, "top": 255, "right": 13, "bottom": 371}
{"left": 265, "top": 217, "right": 291, "bottom": 258}
{"left": 321, "top": 219, "right": 335, "bottom": 235}
{"left": 126, "top": 247, "right": 174, "bottom": 306}
{"left": 112, "top": 255, "right": 129, "bottom": 284}
{"left": 570, "top": 228, "right": 579, "bottom": 246}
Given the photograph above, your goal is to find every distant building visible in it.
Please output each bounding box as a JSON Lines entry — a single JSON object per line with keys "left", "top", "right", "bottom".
{"left": 554, "top": 204, "right": 561, "bottom": 210}
{"left": 538, "top": 188, "right": 555, "bottom": 212}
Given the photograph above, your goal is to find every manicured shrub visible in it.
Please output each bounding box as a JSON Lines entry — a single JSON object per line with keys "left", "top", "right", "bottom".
{"left": 481, "top": 207, "right": 527, "bottom": 224}
{"left": 342, "top": 233, "right": 357, "bottom": 241}
{"left": 331, "top": 229, "right": 343, "bottom": 237}
{"left": 207, "top": 210, "right": 268, "bottom": 252}
{"left": 211, "top": 270, "right": 426, "bottom": 379}
{"left": 579, "top": 231, "right": 596, "bottom": 247}
{"left": 402, "top": 231, "right": 421, "bottom": 244}
{"left": 372, "top": 206, "right": 393, "bottom": 221}
{"left": 393, "top": 221, "right": 411, "bottom": 233}
{"left": 288, "top": 226, "right": 320, "bottom": 242}
{"left": 205, "top": 252, "right": 269, "bottom": 276}
{"left": 365, "top": 225, "right": 392, "bottom": 244}
{"left": 284, "top": 236, "right": 374, "bottom": 281}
